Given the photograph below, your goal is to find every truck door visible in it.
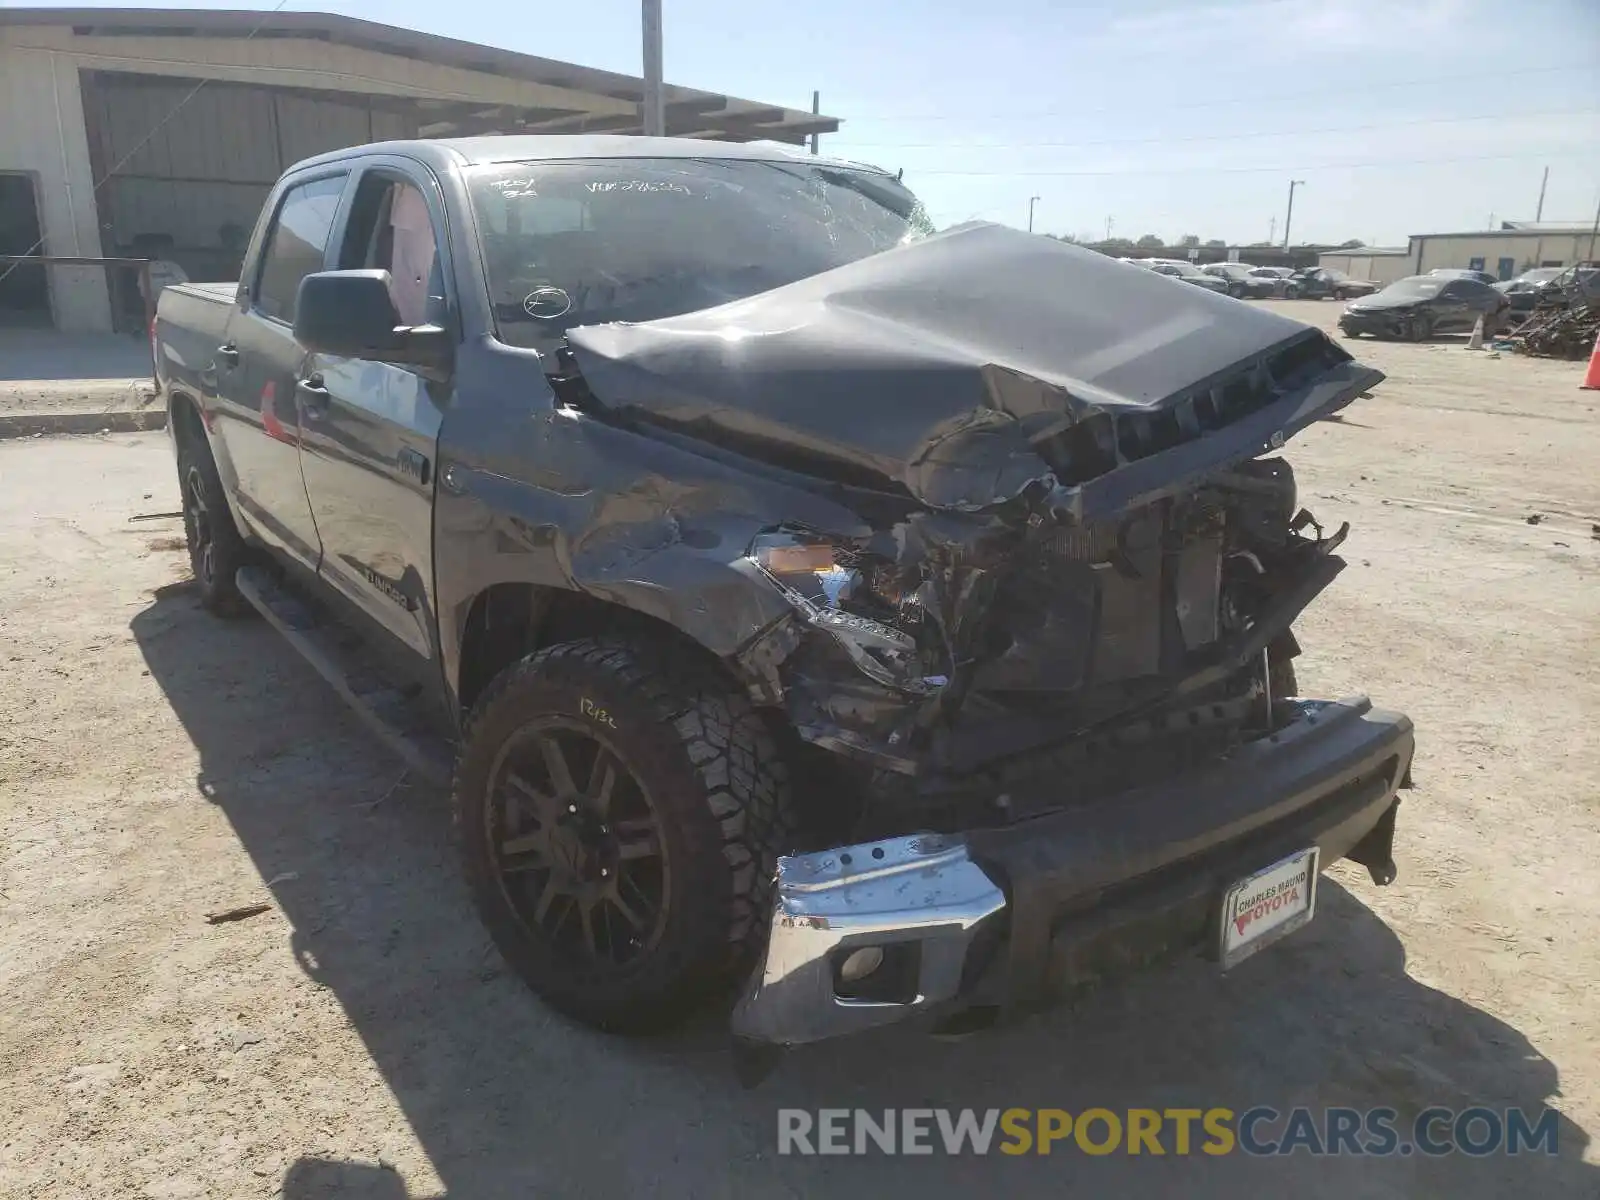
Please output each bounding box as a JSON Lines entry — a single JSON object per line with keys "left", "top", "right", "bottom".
{"left": 294, "top": 161, "right": 449, "bottom": 661}
{"left": 215, "top": 170, "right": 348, "bottom": 568}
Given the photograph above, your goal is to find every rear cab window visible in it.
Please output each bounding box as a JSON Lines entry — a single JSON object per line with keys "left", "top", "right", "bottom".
{"left": 253, "top": 174, "right": 347, "bottom": 322}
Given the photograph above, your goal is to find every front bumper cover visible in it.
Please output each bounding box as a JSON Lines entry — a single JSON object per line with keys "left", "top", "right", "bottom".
{"left": 1340, "top": 310, "right": 1410, "bottom": 336}
{"left": 732, "top": 695, "right": 1414, "bottom": 1046}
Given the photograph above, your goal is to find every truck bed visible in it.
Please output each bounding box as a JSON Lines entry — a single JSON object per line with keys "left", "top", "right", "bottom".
{"left": 166, "top": 281, "right": 237, "bottom": 305}
{"left": 154, "top": 282, "right": 239, "bottom": 401}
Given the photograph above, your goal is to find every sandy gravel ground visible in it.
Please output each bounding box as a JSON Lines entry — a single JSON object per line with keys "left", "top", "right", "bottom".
{"left": 1, "top": 302, "right": 1596, "bottom": 1198}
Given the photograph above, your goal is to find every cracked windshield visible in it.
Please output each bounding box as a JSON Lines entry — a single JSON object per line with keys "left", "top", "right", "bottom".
{"left": 468, "top": 158, "right": 932, "bottom": 349}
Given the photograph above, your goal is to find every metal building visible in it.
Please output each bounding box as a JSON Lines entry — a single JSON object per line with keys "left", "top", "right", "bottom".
{"left": 1320, "top": 221, "right": 1599, "bottom": 284}
{"left": 0, "top": 8, "right": 838, "bottom": 332}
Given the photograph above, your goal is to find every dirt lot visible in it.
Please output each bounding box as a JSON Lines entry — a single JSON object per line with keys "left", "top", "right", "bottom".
{"left": 2, "top": 301, "right": 1597, "bottom": 1198}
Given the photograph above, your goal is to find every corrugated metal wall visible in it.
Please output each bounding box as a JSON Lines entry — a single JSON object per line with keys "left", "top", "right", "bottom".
{"left": 81, "top": 70, "right": 418, "bottom": 285}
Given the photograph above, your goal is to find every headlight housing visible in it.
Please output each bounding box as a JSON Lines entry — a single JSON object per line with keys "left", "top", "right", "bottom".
{"left": 751, "top": 533, "right": 857, "bottom": 606}
{"left": 747, "top": 531, "right": 941, "bottom": 695}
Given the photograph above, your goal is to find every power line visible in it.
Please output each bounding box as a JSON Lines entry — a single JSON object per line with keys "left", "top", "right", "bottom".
{"left": 906, "top": 150, "right": 1596, "bottom": 178}
{"left": 838, "top": 63, "right": 1599, "bottom": 124}
{"left": 828, "top": 107, "right": 1600, "bottom": 152}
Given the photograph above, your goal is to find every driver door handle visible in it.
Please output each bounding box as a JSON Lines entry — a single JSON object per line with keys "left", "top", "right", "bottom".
{"left": 296, "top": 372, "right": 330, "bottom": 415}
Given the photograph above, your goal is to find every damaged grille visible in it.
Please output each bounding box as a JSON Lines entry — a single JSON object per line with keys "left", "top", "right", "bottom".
{"left": 1040, "top": 522, "right": 1120, "bottom": 561}
{"left": 981, "top": 501, "right": 1222, "bottom": 698}
{"left": 1043, "top": 330, "right": 1351, "bottom": 484}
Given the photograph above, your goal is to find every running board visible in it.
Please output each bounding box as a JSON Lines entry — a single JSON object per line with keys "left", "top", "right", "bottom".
{"left": 234, "top": 565, "right": 455, "bottom": 788}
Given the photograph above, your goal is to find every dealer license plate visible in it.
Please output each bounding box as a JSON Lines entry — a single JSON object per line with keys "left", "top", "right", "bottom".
{"left": 1219, "top": 847, "right": 1319, "bottom": 969}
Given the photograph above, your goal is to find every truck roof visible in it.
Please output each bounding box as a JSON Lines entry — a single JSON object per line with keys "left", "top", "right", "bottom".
{"left": 291, "top": 135, "right": 894, "bottom": 178}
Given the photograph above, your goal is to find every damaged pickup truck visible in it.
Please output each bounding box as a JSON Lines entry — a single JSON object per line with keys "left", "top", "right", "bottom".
{"left": 153, "top": 136, "right": 1414, "bottom": 1053}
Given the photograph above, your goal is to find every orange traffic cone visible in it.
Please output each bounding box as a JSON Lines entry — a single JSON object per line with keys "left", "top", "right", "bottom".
{"left": 1465, "top": 313, "right": 1485, "bottom": 350}
{"left": 1584, "top": 329, "right": 1600, "bottom": 390}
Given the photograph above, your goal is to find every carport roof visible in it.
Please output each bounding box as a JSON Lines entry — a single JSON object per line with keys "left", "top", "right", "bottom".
{"left": 1412, "top": 224, "right": 1596, "bottom": 238}
{"left": 0, "top": 6, "right": 840, "bottom": 144}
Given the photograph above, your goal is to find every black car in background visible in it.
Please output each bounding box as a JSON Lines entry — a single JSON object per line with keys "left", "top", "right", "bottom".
{"left": 1495, "top": 267, "right": 1568, "bottom": 313}
{"left": 1292, "top": 268, "right": 1379, "bottom": 301}
{"left": 1429, "top": 267, "right": 1500, "bottom": 286}
{"left": 1531, "top": 263, "right": 1600, "bottom": 310}
{"left": 1201, "top": 262, "right": 1278, "bottom": 298}
{"left": 1141, "top": 258, "right": 1231, "bottom": 292}
{"left": 1339, "top": 274, "right": 1509, "bottom": 340}
{"left": 1248, "top": 266, "right": 1301, "bottom": 297}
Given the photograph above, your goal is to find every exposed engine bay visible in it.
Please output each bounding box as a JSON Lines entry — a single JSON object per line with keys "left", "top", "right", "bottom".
{"left": 546, "top": 223, "right": 1382, "bottom": 833}
{"left": 731, "top": 452, "right": 1347, "bottom": 826}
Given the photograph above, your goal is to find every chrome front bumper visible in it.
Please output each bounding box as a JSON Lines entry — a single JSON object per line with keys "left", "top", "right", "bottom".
{"left": 729, "top": 833, "right": 1007, "bottom": 1046}
{"left": 730, "top": 698, "right": 1413, "bottom": 1049}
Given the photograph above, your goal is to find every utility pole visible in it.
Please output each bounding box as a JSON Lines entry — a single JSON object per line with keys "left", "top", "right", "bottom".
{"left": 810, "top": 90, "right": 820, "bottom": 155}
{"left": 1104, "top": 215, "right": 1113, "bottom": 241}
{"left": 1268, "top": 215, "right": 1276, "bottom": 245}
{"left": 1535, "top": 166, "right": 1549, "bottom": 222}
{"left": 1028, "top": 196, "right": 1041, "bottom": 233}
{"left": 1283, "top": 180, "right": 1305, "bottom": 249}
{"left": 1588, "top": 190, "right": 1599, "bottom": 262}
{"left": 641, "top": 0, "right": 664, "bottom": 137}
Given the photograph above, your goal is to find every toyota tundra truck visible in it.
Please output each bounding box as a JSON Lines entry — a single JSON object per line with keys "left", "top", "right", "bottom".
{"left": 153, "top": 135, "right": 1414, "bottom": 1056}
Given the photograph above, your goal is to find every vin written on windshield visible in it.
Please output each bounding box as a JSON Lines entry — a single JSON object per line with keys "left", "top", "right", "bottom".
{"left": 465, "top": 158, "right": 932, "bottom": 350}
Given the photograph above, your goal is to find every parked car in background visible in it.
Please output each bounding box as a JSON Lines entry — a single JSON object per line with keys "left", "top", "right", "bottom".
{"left": 1428, "top": 267, "right": 1500, "bottom": 286}
{"left": 1530, "top": 263, "right": 1600, "bottom": 310}
{"left": 1201, "top": 262, "right": 1277, "bottom": 298}
{"left": 1248, "top": 266, "right": 1301, "bottom": 297}
{"left": 1292, "top": 268, "right": 1378, "bottom": 301}
{"left": 1495, "top": 267, "right": 1566, "bottom": 313}
{"left": 1339, "top": 274, "right": 1509, "bottom": 341}
{"left": 1141, "top": 259, "right": 1230, "bottom": 293}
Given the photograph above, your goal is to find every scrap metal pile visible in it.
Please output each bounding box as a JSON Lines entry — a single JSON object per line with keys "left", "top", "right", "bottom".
{"left": 1505, "top": 299, "right": 1600, "bottom": 359}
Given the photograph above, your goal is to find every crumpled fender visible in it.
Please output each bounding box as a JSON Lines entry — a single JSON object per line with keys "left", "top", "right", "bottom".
{"left": 563, "top": 508, "right": 798, "bottom": 659}
{"left": 434, "top": 380, "right": 872, "bottom": 707}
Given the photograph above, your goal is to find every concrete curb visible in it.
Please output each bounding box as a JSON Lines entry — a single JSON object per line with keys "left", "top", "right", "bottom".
{"left": 0, "top": 407, "right": 167, "bottom": 439}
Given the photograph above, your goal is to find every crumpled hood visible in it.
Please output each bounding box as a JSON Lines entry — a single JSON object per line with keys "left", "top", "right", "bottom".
{"left": 566, "top": 222, "right": 1372, "bottom": 510}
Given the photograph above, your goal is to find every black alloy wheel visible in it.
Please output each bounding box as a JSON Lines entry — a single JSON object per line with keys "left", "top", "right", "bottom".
{"left": 454, "top": 638, "right": 797, "bottom": 1032}
{"left": 487, "top": 719, "right": 669, "bottom": 968}
{"left": 176, "top": 435, "right": 248, "bottom": 615}
{"left": 183, "top": 463, "right": 217, "bottom": 591}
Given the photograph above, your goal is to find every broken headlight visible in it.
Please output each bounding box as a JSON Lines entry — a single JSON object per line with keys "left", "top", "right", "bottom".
{"left": 752, "top": 534, "right": 858, "bottom": 607}
{"left": 748, "top": 532, "right": 942, "bottom": 694}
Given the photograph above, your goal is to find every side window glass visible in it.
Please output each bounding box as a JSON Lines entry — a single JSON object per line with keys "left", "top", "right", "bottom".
{"left": 340, "top": 173, "right": 447, "bottom": 328}
{"left": 384, "top": 183, "right": 441, "bottom": 327}
{"left": 254, "top": 175, "right": 346, "bottom": 322}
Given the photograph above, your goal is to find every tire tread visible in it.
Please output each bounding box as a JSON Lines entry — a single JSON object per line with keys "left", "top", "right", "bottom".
{"left": 452, "top": 636, "right": 795, "bottom": 1030}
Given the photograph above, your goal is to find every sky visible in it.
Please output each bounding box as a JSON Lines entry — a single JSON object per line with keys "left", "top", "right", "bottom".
{"left": 20, "top": 0, "right": 1600, "bottom": 245}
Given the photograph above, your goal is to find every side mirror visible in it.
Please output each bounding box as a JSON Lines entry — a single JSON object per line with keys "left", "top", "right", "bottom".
{"left": 294, "top": 270, "right": 451, "bottom": 370}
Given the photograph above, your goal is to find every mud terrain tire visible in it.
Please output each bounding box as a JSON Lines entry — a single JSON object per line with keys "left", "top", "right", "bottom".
{"left": 176, "top": 429, "right": 249, "bottom": 616}
{"left": 454, "top": 638, "right": 795, "bottom": 1032}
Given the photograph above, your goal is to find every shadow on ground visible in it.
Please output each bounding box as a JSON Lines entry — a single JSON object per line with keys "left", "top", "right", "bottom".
{"left": 132, "top": 589, "right": 1596, "bottom": 1200}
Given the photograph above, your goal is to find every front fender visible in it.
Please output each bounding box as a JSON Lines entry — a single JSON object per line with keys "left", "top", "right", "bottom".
{"left": 435, "top": 345, "right": 869, "bottom": 711}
